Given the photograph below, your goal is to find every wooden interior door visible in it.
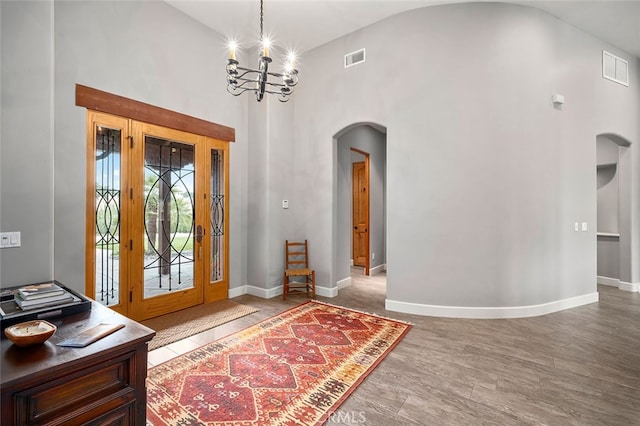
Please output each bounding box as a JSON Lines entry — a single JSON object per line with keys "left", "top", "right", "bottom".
{"left": 352, "top": 159, "right": 370, "bottom": 273}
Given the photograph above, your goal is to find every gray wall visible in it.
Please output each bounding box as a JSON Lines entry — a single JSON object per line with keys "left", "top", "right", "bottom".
{"left": 336, "top": 125, "right": 386, "bottom": 283}
{"left": 291, "top": 3, "right": 640, "bottom": 308}
{"left": 0, "top": 0, "right": 54, "bottom": 285}
{"left": 1, "top": 0, "right": 248, "bottom": 292}
{"left": 246, "top": 97, "right": 296, "bottom": 293}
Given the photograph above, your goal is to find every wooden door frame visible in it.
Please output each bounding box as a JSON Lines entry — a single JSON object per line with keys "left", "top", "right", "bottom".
{"left": 351, "top": 147, "right": 370, "bottom": 276}
{"left": 76, "top": 84, "right": 235, "bottom": 142}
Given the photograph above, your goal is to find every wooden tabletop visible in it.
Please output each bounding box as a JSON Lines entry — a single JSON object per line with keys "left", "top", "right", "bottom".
{"left": 1, "top": 299, "right": 155, "bottom": 388}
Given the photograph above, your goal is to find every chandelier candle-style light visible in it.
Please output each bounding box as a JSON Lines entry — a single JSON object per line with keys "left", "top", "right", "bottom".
{"left": 226, "top": 0, "right": 299, "bottom": 102}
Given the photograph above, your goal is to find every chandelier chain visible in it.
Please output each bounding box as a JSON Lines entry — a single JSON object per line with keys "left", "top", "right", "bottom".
{"left": 260, "top": 0, "right": 264, "bottom": 41}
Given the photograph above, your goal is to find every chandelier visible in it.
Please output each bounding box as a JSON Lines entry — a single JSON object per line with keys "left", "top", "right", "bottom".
{"left": 225, "top": 0, "right": 299, "bottom": 102}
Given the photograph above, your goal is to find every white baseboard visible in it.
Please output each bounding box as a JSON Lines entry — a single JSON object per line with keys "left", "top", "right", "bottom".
{"left": 370, "top": 264, "right": 386, "bottom": 276}
{"left": 337, "top": 277, "right": 351, "bottom": 289}
{"left": 228, "top": 285, "right": 247, "bottom": 299}
{"left": 316, "top": 284, "right": 338, "bottom": 298}
{"left": 618, "top": 281, "right": 640, "bottom": 292}
{"left": 246, "top": 285, "right": 282, "bottom": 299}
{"left": 230, "top": 285, "right": 283, "bottom": 299}
{"left": 385, "top": 292, "right": 599, "bottom": 319}
{"left": 597, "top": 276, "right": 640, "bottom": 292}
{"left": 231, "top": 284, "right": 337, "bottom": 299}
{"left": 597, "top": 276, "right": 620, "bottom": 287}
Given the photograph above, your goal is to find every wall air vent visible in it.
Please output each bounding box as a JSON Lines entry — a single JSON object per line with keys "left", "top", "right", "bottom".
{"left": 345, "top": 48, "right": 366, "bottom": 68}
{"left": 603, "top": 50, "right": 629, "bottom": 87}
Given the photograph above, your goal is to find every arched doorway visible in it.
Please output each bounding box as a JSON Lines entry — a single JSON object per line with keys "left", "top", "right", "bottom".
{"left": 333, "top": 123, "right": 387, "bottom": 294}
{"left": 596, "top": 132, "right": 636, "bottom": 292}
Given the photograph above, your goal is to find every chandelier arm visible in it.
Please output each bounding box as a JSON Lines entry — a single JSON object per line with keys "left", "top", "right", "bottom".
{"left": 233, "top": 75, "right": 260, "bottom": 84}
{"left": 264, "top": 81, "right": 286, "bottom": 87}
{"left": 227, "top": 86, "right": 255, "bottom": 96}
{"left": 233, "top": 69, "right": 261, "bottom": 79}
{"left": 232, "top": 80, "right": 261, "bottom": 90}
{"left": 266, "top": 71, "right": 298, "bottom": 87}
{"left": 235, "top": 65, "right": 260, "bottom": 73}
{"left": 266, "top": 71, "right": 295, "bottom": 78}
{"left": 264, "top": 79, "right": 298, "bottom": 88}
{"left": 264, "top": 82, "right": 291, "bottom": 89}
{"left": 264, "top": 89, "right": 291, "bottom": 96}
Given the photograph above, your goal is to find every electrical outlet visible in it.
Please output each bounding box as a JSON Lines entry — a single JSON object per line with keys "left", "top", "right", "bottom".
{"left": 371, "top": 252, "right": 375, "bottom": 260}
{"left": 581, "top": 222, "right": 588, "bottom": 231}
{"left": 282, "top": 200, "right": 289, "bottom": 209}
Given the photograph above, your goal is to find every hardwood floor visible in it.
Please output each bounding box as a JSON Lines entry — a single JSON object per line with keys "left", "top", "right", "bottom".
{"left": 148, "top": 271, "right": 640, "bottom": 425}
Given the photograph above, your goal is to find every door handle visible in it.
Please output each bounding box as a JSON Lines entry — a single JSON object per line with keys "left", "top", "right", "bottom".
{"left": 196, "top": 225, "right": 204, "bottom": 243}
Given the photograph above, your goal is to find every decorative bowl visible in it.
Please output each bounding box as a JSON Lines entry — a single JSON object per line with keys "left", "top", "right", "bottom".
{"left": 4, "top": 320, "right": 57, "bottom": 347}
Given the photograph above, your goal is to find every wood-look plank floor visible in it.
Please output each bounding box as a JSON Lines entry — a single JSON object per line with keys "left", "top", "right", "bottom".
{"left": 148, "top": 271, "right": 640, "bottom": 425}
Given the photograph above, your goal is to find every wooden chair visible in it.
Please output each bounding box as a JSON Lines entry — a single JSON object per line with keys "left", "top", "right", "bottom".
{"left": 282, "top": 240, "right": 316, "bottom": 300}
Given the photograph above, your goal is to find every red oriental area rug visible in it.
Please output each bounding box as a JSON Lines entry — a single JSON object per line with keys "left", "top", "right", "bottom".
{"left": 146, "top": 300, "right": 411, "bottom": 425}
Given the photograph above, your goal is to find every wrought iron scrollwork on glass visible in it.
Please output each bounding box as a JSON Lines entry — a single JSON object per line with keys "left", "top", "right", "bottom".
{"left": 95, "top": 127, "right": 121, "bottom": 306}
{"left": 143, "top": 138, "right": 195, "bottom": 294}
{"left": 210, "top": 149, "right": 225, "bottom": 282}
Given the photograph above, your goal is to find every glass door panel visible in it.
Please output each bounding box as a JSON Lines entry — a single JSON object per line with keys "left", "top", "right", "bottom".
{"left": 95, "top": 126, "right": 122, "bottom": 306}
{"left": 86, "top": 111, "right": 130, "bottom": 316}
{"left": 210, "top": 148, "right": 224, "bottom": 283}
{"left": 204, "top": 140, "right": 229, "bottom": 303}
{"left": 143, "top": 137, "right": 195, "bottom": 298}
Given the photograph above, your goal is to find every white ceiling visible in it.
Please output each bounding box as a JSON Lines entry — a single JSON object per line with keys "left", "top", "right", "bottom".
{"left": 165, "top": 0, "right": 640, "bottom": 59}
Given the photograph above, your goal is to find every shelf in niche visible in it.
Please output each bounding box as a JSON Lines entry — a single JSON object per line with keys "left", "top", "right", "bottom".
{"left": 596, "top": 162, "right": 617, "bottom": 169}
{"left": 597, "top": 232, "right": 620, "bottom": 238}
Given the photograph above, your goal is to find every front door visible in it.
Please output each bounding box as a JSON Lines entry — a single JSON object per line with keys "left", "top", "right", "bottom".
{"left": 129, "top": 122, "right": 206, "bottom": 320}
{"left": 86, "top": 111, "right": 229, "bottom": 321}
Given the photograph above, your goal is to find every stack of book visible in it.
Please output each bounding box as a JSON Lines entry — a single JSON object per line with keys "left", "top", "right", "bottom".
{"left": 14, "top": 282, "right": 74, "bottom": 311}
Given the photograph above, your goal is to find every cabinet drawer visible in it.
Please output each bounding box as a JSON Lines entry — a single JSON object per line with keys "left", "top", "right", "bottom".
{"left": 86, "top": 401, "right": 135, "bottom": 426}
{"left": 15, "top": 352, "right": 136, "bottom": 425}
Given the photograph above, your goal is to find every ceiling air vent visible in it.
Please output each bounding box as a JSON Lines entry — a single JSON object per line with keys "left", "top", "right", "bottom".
{"left": 603, "top": 50, "right": 629, "bottom": 87}
{"left": 345, "top": 48, "right": 366, "bottom": 68}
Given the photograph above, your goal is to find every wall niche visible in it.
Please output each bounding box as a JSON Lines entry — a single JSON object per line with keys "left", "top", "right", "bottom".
{"left": 596, "top": 136, "right": 621, "bottom": 281}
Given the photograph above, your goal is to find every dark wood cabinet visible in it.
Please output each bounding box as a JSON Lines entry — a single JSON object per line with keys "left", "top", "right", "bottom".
{"left": 1, "top": 300, "right": 155, "bottom": 425}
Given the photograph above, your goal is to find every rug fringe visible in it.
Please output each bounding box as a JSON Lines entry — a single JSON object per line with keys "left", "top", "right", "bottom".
{"left": 309, "top": 300, "right": 414, "bottom": 326}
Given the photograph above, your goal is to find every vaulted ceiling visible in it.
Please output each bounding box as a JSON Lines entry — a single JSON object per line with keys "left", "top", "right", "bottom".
{"left": 165, "top": 1, "right": 640, "bottom": 59}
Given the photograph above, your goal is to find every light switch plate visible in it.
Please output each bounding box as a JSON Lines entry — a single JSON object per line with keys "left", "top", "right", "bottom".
{"left": 581, "top": 222, "right": 588, "bottom": 231}
{"left": 0, "top": 232, "right": 21, "bottom": 248}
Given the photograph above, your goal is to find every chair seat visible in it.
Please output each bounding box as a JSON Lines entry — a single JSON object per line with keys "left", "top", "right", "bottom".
{"left": 285, "top": 268, "right": 312, "bottom": 277}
